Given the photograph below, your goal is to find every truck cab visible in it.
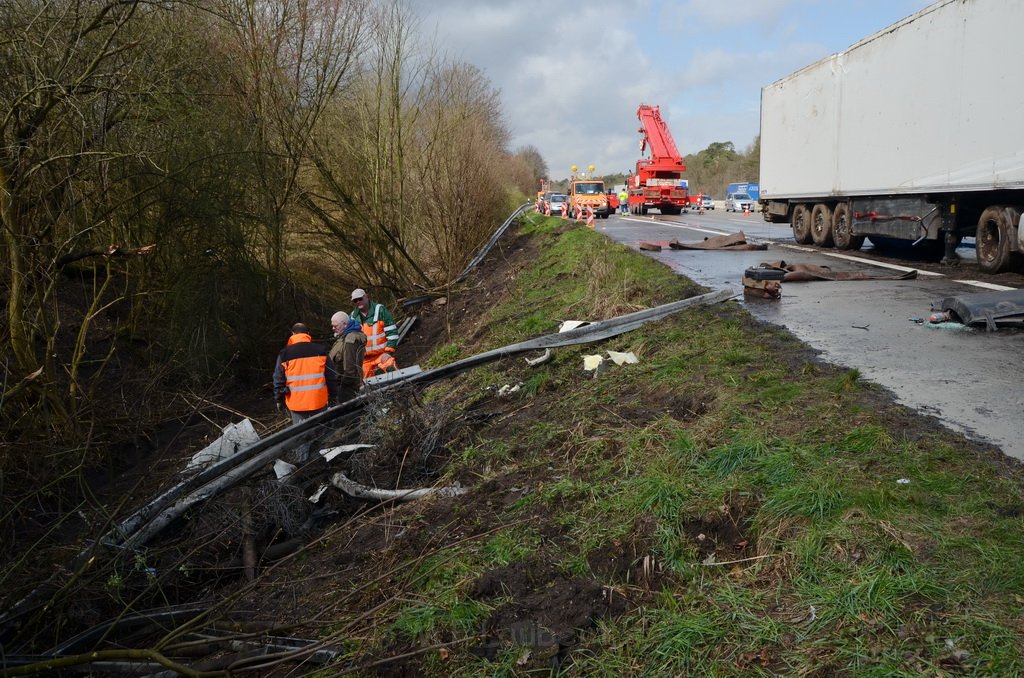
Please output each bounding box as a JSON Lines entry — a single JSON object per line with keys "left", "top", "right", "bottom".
{"left": 568, "top": 179, "right": 610, "bottom": 218}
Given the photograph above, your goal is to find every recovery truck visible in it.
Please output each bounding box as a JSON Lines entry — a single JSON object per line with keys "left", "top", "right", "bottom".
{"left": 567, "top": 165, "right": 609, "bottom": 219}
{"left": 627, "top": 104, "right": 689, "bottom": 216}
{"left": 759, "top": 0, "right": 1024, "bottom": 273}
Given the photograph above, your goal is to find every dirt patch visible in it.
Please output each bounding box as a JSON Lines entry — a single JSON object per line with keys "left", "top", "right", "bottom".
{"left": 582, "top": 517, "right": 651, "bottom": 580}
{"left": 471, "top": 558, "right": 629, "bottom": 670}
{"left": 681, "top": 493, "right": 755, "bottom": 562}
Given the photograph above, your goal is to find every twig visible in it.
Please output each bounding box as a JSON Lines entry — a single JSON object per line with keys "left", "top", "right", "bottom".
{"left": 701, "top": 553, "right": 774, "bottom": 567}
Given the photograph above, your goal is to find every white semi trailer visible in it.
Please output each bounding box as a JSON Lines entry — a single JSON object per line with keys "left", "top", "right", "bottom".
{"left": 758, "top": 0, "right": 1024, "bottom": 273}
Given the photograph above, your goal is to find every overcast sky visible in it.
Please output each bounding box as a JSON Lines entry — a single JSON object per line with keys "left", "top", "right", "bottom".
{"left": 406, "top": 0, "right": 934, "bottom": 180}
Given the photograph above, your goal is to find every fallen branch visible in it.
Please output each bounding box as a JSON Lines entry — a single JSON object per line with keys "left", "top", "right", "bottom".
{"left": 330, "top": 473, "right": 467, "bottom": 502}
{"left": 56, "top": 243, "right": 156, "bottom": 268}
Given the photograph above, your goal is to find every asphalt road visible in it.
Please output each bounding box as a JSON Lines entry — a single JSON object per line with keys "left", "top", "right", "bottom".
{"left": 595, "top": 207, "right": 1024, "bottom": 460}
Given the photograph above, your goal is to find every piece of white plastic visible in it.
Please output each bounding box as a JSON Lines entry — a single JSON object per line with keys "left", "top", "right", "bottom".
{"left": 320, "top": 444, "right": 375, "bottom": 463}
{"left": 309, "top": 484, "right": 328, "bottom": 503}
{"left": 607, "top": 350, "right": 639, "bottom": 365}
{"left": 186, "top": 419, "right": 259, "bottom": 471}
{"left": 498, "top": 383, "right": 522, "bottom": 397}
{"left": 273, "top": 459, "right": 296, "bottom": 480}
{"left": 559, "top": 320, "right": 590, "bottom": 333}
{"left": 583, "top": 355, "right": 604, "bottom": 371}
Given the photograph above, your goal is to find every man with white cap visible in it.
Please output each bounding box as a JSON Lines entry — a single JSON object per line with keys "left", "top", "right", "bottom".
{"left": 349, "top": 288, "right": 399, "bottom": 379}
{"left": 329, "top": 311, "right": 366, "bottom": 401}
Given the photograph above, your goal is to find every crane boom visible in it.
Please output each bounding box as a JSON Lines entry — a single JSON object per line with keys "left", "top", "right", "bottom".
{"left": 637, "top": 104, "right": 684, "bottom": 171}
{"left": 627, "top": 104, "right": 688, "bottom": 215}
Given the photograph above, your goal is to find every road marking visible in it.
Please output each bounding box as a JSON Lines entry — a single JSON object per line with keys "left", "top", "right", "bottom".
{"left": 952, "top": 280, "right": 1017, "bottom": 291}
{"left": 771, "top": 243, "right": 944, "bottom": 277}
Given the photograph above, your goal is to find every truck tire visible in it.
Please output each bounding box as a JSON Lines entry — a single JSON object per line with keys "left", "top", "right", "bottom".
{"left": 810, "top": 203, "right": 834, "bottom": 247}
{"left": 791, "top": 204, "right": 812, "bottom": 244}
{"left": 976, "top": 206, "right": 1019, "bottom": 274}
{"left": 831, "top": 202, "right": 865, "bottom": 250}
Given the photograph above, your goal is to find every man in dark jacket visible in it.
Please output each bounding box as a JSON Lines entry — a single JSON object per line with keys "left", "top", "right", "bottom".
{"left": 273, "top": 322, "right": 338, "bottom": 424}
{"left": 329, "top": 311, "right": 366, "bottom": 402}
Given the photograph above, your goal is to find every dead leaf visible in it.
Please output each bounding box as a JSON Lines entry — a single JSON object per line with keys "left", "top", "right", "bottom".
{"left": 438, "top": 648, "right": 449, "bottom": 660}
{"left": 516, "top": 649, "right": 531, "bottom": 666}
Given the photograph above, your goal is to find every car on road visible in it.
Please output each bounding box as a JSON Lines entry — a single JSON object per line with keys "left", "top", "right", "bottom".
{"left": 725, "top": 192, "right": 754, "bottom": 213}
{"left": 701, "top": 195, "right": 715, "bottom": 210}
{"left": 547, "top": 193, "right": 568, "bottom": 216}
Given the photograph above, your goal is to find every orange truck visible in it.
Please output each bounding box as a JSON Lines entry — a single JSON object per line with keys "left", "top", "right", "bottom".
{"left": 567, "top": 166, "right": 610, "bottom": 219}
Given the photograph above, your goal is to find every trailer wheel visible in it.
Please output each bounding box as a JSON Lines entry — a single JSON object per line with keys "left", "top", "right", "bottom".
{"left": 831, "top": 202, "right": 864, "bottom": 250}
{"left": 976, "top": 206, "right": 1019, "bottom": 274}
{"left": 810, "top": 203, "right": 834, "bottom": 247}
{"left": 791, "top": 204, "right": 812, "bottom": 244}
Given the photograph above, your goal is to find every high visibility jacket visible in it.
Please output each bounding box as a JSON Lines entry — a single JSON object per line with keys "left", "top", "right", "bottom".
{"left": 351, "top": 301, "right": 398, "bottom": 358}
{"left": 273, "top": 333, "right": 337, "bottom": 412}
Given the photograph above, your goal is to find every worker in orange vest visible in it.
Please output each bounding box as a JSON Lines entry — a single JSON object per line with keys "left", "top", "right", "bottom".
{"left": 273, "top": 322, "right": 338, "bottom": 423}
{"left": 350, "top": 288, "right": 399, "bottom": 379}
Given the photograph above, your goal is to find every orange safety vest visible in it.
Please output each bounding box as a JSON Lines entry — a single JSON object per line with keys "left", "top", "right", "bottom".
{"left": 281, "top": 334, "right": 329, "bottom": 412}
{"left": 356, "top": 303, "right": 395, "bottom": 358}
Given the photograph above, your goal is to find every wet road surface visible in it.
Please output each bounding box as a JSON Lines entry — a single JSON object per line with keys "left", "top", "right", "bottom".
{"left": 596, "top": 209, "right": 1024, "bottom": 460}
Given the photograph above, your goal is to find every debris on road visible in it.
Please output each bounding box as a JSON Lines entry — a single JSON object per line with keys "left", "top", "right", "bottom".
{"left": 742, "top": 264, "right": 784, "bottom": 300}
{"left": 760, "top": 261, "right": 918, "bottom": 282}
{"left": 931, "top": 288, "right": 1024, "bottom": 331}
{"left": 639, "top": 241, "right": 663, "bottom": 252}
{"left": 668, "top": 231, "right": 767, "bottom": 251}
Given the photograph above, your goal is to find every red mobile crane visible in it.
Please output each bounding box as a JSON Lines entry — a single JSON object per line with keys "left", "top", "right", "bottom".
{"left": 627, "top": 104, "right": 688, "bottom": 215}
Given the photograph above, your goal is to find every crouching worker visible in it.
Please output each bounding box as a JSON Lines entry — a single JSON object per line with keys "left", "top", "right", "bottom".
{"left": 273, "top": 322, "right": 338, "bottom": 424}
{"left": 329, "top": 311, "right": 366, "bottom": 402}
{"left": 350, "top": 288, "right": 399, "bottom": 379}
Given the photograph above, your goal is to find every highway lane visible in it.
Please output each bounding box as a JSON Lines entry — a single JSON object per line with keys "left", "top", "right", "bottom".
{"left": 594, "top": 208, "right": 1024, "bottom": 460}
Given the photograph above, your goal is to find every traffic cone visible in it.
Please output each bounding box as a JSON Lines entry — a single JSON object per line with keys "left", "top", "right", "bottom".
{"left": 586, "top": 205, "right": 595, "bottom": 229}
{"left": 743, "top": 204, "right": 751, "bottom": 216}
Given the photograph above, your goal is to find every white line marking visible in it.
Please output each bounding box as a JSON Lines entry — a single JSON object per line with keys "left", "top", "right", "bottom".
{"left": 772, "top": 242, "right": 944, "bottom": 277}
{"left": 952, "top": 280, "right": 1017, "bottom": 291}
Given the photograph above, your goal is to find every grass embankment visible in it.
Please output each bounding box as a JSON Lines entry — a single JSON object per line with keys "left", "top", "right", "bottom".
{"left": 333, "top": 216, "right": 1024, "bottom": 675}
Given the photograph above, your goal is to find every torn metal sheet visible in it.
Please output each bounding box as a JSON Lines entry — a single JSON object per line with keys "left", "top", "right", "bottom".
{"left": 185, "top": 419, "right": 259, "bottom": 471}
{"left": 668, "top": 231, "right": 767, "bottom": 251}
{"left": 932, "top": 288, "right": 1024, "bottom": 330}
{"left": 762, "top": 261, "right": 918, "bottom": 282}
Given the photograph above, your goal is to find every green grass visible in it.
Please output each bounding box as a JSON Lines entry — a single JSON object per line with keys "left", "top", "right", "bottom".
{"left": 342, "top": 219, "right": 1024, "bottom": 674}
